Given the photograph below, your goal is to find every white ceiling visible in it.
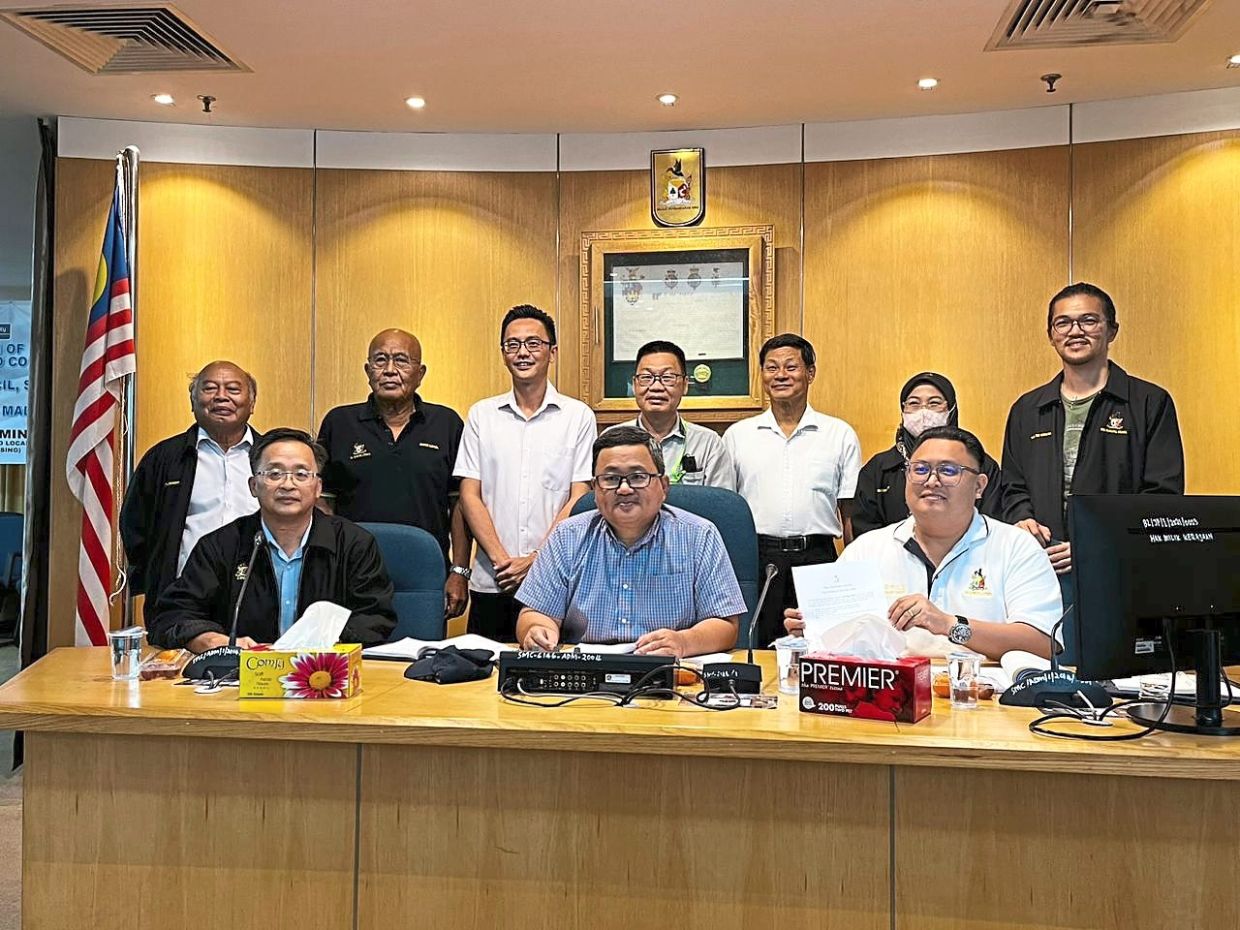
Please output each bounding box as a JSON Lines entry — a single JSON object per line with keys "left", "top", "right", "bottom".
{"left": 0, "top": 0, "right": 1238, "bottom": 133}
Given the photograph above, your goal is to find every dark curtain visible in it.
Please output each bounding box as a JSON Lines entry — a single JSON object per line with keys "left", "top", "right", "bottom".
{"left": 15, "top": 119, "right": 57, "bottom": 769}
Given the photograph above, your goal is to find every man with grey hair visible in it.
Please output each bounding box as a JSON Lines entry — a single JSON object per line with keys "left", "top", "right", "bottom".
{"left": 514, "top": 425, "right": 745, "bottom": 658}
{"left": 121, "top": 360, "right": 262, "bottom": 614}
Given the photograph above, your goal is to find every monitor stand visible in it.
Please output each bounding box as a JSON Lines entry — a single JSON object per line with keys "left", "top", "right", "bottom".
{"left": 1128, "top": 628, "right": 1240, "bottom": 737}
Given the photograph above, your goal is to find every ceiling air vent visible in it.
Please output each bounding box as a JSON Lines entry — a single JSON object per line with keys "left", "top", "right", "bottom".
{"left": 986, "top": 0, "right": 1213, "bottom": 50}
{"left": 0, "top": 5, "right": 248, "bottom": 73}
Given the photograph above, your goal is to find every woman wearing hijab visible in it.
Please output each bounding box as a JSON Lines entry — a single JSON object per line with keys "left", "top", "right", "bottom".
{"left": 852, "top": 372, "right": 1003, "bottom": 537}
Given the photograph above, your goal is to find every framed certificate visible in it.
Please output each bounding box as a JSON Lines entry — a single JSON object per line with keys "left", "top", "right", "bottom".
{"left": 579, "top": 225, "right": 775, "bottom": 424}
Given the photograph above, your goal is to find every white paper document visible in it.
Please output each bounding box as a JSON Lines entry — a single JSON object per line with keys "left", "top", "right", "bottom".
{"left": 362, "top": 634, "right": 510, "bottom": 661}
{"left": 792, "top": 561, "right": 889, "bottom": 643}
{"left": 569, "top": 642, "right": 636, "bottom": 655}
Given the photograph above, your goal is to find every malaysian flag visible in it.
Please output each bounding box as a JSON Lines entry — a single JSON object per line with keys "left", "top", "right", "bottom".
{"left": 65, "top": 188, "right": 136, "bottom": 646}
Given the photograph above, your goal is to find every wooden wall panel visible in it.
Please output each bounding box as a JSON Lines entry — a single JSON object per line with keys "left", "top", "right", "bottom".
{"left": 895, "top": 766, "right": 1240, "bottom": 929}
{"left": 24, "top": 732, "right": 356, "bottom": 930}
{"left": 360, "top": 744, "right": 889, "bottom": 929}
{"left": 558, "top": 164, "right": 802, "bottom": 404}
{"left": 50, "top": 159, "right": 313, "bottom": 647}
{"left": 803, "top": 147, "right": 1071, "bottom": 464}
{"left": 313, "top": 169, "right": 558, "bottom": 424}
{"left": 1073, "top": 130, "right": 1240, "bottom": 494}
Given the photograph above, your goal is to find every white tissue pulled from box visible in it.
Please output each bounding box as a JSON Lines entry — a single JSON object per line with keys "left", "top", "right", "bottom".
{"left": 271, "top": 601, "right": 352, "bottom": 650}
{"left": 816, "top": 615, "right": 907, "bottom": 661}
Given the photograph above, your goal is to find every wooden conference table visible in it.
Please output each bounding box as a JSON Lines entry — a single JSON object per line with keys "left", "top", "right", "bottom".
{"left": 1, "top": 648, "right": 1238, "bottom": 930}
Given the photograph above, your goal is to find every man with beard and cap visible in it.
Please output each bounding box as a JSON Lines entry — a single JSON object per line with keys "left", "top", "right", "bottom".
{"left": 121, "top": 360, "right": 262, "bottom": 614}
{"left": 853, "top": 372, "right": 1002, "bottom": 537}
{"left": 317, "top": 328, "right": 473, "bottom": 620}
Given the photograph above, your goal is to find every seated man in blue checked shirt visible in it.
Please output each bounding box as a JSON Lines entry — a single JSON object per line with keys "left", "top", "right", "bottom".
{"left": 515, "top": 425, "right": 746, "bottom": 658}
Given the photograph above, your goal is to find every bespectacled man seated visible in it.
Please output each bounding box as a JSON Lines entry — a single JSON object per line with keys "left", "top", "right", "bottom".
{"left": 515, "top": 426, "right": 746, "bottom": 658}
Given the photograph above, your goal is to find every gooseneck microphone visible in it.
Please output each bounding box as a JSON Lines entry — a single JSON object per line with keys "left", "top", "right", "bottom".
{"left": 229, "top": 530, "right": 265, "bottom": 648}
{"left": 701, "top": 563, "right": 780, "bottom": 696}
{"left": 747, "top": 562, "right": 780, "bottom": 664}
{"left": 183, "top": 530, "right": 265, "bottom": 681}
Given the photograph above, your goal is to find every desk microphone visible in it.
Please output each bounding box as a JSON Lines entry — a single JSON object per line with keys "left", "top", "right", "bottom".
{"left": 183, "top": 530, "right": 264, "bottom": 681}
{"left": 702, "top": 563, "right": 778, "bottom": 696}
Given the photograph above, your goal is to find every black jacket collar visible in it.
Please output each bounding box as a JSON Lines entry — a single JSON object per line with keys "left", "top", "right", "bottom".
{"left": 240, "top": 508, "right": 339, "bottom": 556}
{"left": 1031, "top": 360, "right": 1131, "bottom": 409}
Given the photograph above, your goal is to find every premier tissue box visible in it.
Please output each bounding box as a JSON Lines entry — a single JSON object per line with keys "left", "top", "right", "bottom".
{"left": 238, "top": 643, "right": 362, "bottom": 699}
{"left": 798, "top": 652, "right": 932, "bottom": 723}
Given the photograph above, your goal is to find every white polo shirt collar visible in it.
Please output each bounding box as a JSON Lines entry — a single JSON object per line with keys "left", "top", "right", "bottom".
{"left": 755, "top": 404, "right": 820, "bottom": 440}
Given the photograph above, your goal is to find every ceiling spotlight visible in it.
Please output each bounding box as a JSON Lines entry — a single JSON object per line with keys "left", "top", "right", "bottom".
{"left": 405, "top": 96, "right": 426, "bottom": 109}
{"left": 917, "top": 77, "right": 939, "bottom": 90}
{"left": 657, "top": 93, "right": 678, "bottom": 106}
{"left": 1228, "top": 54, "right": 1240, "bottom": 69}
{"left": 151, "top": 93, "right": 175, "bottom": 105}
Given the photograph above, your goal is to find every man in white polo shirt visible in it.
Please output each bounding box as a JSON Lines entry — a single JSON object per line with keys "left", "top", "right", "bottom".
{"left": 785, "top": 426, "right": 1061, "bottom": 660}
{"left": 454, "top": 305, "right": 597, "bottom": 640}
{"left": 724, "top": 333, "right": 862, "bottom": 647}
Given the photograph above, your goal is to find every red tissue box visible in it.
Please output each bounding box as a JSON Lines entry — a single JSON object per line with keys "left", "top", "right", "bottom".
{"left": 798, "top": 652, "right": 932, "bottom": 723}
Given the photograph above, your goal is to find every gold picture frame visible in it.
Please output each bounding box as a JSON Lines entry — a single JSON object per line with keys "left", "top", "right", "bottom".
{"left": 579, "top": 225, "right": 775, "bottom": 426}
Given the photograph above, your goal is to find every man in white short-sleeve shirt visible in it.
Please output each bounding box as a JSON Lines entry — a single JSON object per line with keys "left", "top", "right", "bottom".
{"left": 454, "top": 305, "right": 596, "bottom": 639}
{"left": 787, "top": 426, "right": 1061, "bottom": 661}
{"left": 724, "top": 334, "right": 862, "bottom": 647}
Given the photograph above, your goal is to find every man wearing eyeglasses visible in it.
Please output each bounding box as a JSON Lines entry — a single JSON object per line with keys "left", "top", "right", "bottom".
{"left": 1001, "top": 283, "right": 1184, "bottom": 581}
{"left": 723, "top": 333, "right": 863, "bottom": 647}
{"left": 515, "top": 426, "right": 745, "bottom": 657}
{"left": 786, "top": 426, "right": 1061, "bottom": 661}
{"left": 149, "top": 428, "right": 396, "bottom": 653}
{"left": 455, "top": 305, "right": 597, "bottom": 640}
{"left": 121, "top": 360, "right": 262, "bottom": 614}
{"left": 607, "top": 339, "right": 734, "bottom": 489}
{"left": 316, "top": 328, "right": 472, "bottom": 620}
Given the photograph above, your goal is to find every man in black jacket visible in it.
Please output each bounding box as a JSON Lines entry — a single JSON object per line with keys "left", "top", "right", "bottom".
{"left": 120, "top": 360, "right": 260, "bottom": 613}
{"left": 148, "top": 428, "right": 396, "bottom": 652}
{"left": 1001, "top": 282, "right": 1184, "bottom": 581}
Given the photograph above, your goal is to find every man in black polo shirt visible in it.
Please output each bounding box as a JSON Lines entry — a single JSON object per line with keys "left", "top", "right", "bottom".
{"left": 1001, "top": 282, "right": 1184, "bottom": 602}
{"left": 317, "top": 329, "right": 473, "bottom": 619}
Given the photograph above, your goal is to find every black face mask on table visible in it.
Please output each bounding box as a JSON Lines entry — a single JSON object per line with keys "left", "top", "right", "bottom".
{"left": 403, "top": 646, "right": 496, "bottom": 685}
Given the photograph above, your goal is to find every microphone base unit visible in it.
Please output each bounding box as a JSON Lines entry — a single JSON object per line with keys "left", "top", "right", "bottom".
{"left": 700, "top": 661, "right": 762, "bottom": 694}
{"left": 497, "top": 651, "right": 676, "bottom": 698}
{"left": 182, "top": 645, "right": 242, "bottom": 681}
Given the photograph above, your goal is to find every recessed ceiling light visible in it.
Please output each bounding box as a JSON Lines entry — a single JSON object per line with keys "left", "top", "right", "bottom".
{"left": 405, "top": 96, "right": 426, "bottom": 110}
{"left": 657, "top": 92, "right": 678, "bottom": 106}
{"left": 918, "top": 77, "right": 939, "bottom": 90}
{"left": 1228, "top": 54, "right": 1240, "bottom": 68}
{"left": 151, "top": 93, "right": 175, "bottom": 105}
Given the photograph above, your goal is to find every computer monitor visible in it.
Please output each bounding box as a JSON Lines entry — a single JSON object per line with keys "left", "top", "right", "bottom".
{"left": 1070, "top": 494, "right": 1240, "bottom": 736}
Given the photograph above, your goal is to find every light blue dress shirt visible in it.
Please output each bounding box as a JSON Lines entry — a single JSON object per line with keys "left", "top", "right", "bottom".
{"left": 516, "top": 505, "right": 747, "bottom": 644}
{"left": 262, "top": 520, "right": 312, "bottom": 634}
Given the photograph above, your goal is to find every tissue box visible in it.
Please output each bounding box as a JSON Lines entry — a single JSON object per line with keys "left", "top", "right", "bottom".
{"left": 238, "top": 643, "right": 362, "bottom": 699}
{"left": 798, "top": 652, "right": 932, "bottom": 723}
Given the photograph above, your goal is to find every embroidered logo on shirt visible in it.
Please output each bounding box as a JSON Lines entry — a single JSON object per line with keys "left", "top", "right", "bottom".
{"left": 163, "top": 480, "right": 180, "bottom": 486}
{"left": 1030, "top": 431, "right": 1053, "bottom": 440}
{"left": 350, "top": 442, "right": 371, "bottom": 460}
{"left": 418, "top": 442, "right": 440, "bottom": 450}
{"left": 969, "top": 568, "right": 987, "bottom": 592}
{"left": 1101, "top": 413, "right": 1128, "bottom": 435}
{"left": 235, "top": 563, "right": 249, "bottom": 581}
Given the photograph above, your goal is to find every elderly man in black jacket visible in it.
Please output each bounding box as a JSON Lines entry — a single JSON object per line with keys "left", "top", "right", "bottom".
{"left": 148, "top": 428, "right": 396, "bottom": 653}
{"left": 120, "top": 360, "right": 261, "bottom": 613}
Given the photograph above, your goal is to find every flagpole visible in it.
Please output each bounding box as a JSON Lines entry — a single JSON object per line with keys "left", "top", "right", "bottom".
{"left": 114, "top": 146, "right": 139, "bottom": 627}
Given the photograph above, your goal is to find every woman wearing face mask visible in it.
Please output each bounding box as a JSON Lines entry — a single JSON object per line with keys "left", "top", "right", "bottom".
{"left": 852, "top": 372, "right": 1003, "bottom": 537}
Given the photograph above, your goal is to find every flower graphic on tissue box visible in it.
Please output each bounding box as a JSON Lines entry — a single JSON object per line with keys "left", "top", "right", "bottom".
{"left": 279, "top": 651, "right": 351, "bottom": 699}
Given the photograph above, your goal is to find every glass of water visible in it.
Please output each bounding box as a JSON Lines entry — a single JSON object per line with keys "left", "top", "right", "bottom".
{"left": 948, "top": 652, "right": 981, "bottom": 710}
{"left": 108, "top": 626, "right": 145, "bottom": 680}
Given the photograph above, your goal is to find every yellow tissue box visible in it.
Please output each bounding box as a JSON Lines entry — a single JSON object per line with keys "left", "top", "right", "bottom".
{"left": 238, "top": 643, "right": 362, "bottom": 699}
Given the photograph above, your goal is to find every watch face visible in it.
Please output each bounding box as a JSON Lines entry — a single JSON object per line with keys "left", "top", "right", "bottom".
{"left": 949, "top": 623, "right": 973, "bottom": 645}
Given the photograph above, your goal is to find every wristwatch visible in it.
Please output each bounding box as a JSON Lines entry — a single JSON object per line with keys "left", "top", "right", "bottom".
{"left": 449, "top": 565, "right": 472, "bottom": 580}
{"left": 947, "top": 615, "right": 972, "bottom": 645}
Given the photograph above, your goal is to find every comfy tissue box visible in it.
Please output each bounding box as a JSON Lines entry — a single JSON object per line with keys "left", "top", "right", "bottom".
{"left": 238, "top": 643, "right": 362, "bottom": 699}
{"left": 798, "top": 652, "right": 932, "bottom": 723}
